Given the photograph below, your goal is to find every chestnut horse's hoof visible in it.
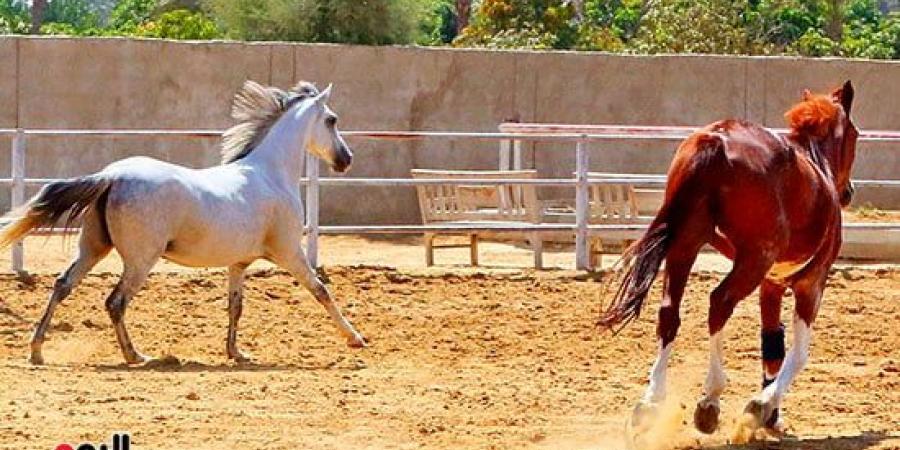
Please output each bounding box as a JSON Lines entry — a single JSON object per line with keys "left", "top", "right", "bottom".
{"left": 625, "top": 401, "right": 659, "bottom": 450}
{"left": 765, "top": 407, "right": 781, "bottom": 429}
{"left": 630, "top": 401, "right": 659, "bottom": 430}
{"left": 693, "top": 400, "right": 720, "bottom": 434}
{"left": 743, "top": 399, "right": 767, "bottom": 428}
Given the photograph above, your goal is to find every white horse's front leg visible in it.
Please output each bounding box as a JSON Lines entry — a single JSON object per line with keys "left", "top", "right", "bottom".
{"left": 272, "top": 247, "right": 366, "bottom": 348}
{"left": 226, "top": 263, "right": 252, "bottom": 362}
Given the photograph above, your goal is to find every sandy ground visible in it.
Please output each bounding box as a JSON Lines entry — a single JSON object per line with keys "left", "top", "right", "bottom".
{"left": 0, "top": 237, "right": 897, "bottom": 449}
{"left": 2, "top": 234, "right": 894, "bottom": 275}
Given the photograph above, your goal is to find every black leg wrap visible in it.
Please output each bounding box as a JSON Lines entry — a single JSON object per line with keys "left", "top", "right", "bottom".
{"left": 766, "top": 407, "right": 780, "bottom": 428}
{"left": 761, "top": 324, "right": 785, "bottom": 362}
{"left": 761, "top": 325, "right": 784, "bottom": 430}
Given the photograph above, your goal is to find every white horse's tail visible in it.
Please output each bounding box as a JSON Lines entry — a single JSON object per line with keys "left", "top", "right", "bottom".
{"left": 0, "top": 175, "right": 112, "bottom": 249}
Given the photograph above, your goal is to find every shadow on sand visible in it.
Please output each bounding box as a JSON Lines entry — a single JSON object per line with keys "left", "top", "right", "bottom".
{"left": 703, "top": 431, "right": 893, "bottom": 450}
{"left": 90, "top": 355, "right": 368, "bottom": 373}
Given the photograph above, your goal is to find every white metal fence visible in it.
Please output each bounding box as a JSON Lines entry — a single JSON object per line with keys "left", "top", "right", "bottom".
{"left": 2, "top": 127, "right": 899, "bottom": 273}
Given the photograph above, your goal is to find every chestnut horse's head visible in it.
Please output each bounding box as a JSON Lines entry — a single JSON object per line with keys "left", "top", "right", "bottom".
{"left": 784, "top": 80, "right": 859, "bottom": 207}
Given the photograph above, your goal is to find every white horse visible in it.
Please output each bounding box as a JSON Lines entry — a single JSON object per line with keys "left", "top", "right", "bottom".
{"left": 0, "top": 80, "right": 367, "bottom": 365}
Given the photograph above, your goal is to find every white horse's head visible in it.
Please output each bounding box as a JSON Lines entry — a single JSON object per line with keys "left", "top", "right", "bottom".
{"left": 221, "top": 80, "right": 353, "bottom": 174}
{"left": 304, "top": 85, "right": 353, "bottom": 173}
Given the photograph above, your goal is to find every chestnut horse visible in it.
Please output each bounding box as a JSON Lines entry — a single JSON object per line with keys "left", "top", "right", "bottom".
{"left": 599, "top": 81, "right": 858, "bottom": 438}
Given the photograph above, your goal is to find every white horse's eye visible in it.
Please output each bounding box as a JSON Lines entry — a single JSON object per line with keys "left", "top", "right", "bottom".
{"left": 325, "top": 116, "right": 337, "bottom": 127}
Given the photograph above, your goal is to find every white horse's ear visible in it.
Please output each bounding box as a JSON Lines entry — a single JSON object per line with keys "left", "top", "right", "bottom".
{"left": 316, "top": 84, "right": 333, "bottom": 105}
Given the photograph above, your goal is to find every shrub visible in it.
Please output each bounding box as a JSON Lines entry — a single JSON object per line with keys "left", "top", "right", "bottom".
{"left": 135, "top": 8, "right": 220, "bottom": 39}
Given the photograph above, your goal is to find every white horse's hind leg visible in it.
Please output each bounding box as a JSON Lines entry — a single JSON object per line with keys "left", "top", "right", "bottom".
{"left": 272, "top": 247, "right": 366, "bottom": 348}
{"left": 226, "top": 263, "right": 251, "bottom": 362}
{"left": 105, "top": 262, "right": 156, "bottom": 364}
{"left": 30, "top": 212, "right": 111, "bottom": 365}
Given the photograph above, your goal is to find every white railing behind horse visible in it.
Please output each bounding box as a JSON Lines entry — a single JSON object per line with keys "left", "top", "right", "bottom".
{"left": 2, "top": 127, "right": 900, "bottom": 272}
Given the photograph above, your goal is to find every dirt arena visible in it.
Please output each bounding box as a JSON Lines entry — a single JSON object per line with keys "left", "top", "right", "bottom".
{"left": 0, "top": 237, "right": 897, "bottom": 449}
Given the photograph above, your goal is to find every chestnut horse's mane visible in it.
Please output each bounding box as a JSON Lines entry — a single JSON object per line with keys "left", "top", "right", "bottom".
{"left": 783, "top": 94, "right": 840, "bottom": 139}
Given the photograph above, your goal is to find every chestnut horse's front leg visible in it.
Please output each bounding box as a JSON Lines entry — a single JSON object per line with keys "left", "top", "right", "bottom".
{"left": 741, "top": 274, "right": 824, "bottom": 438}
{"left": 758, "top": 280, "right": 788, "bottom": 430}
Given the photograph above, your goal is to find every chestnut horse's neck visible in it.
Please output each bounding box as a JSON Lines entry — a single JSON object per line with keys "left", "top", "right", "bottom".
{"left": 787, "top": 133, "right": 836, "bottom": 184}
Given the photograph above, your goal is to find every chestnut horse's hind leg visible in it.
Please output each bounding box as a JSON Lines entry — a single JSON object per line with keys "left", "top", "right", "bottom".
{"left": 694, "top": 251, "right": 773, "bottom": 434}
{"left": 745, "top": 275, "right": 823, "bottom": 433}
{"left": 631, "top": 245, "right": 698, "bottom": 428}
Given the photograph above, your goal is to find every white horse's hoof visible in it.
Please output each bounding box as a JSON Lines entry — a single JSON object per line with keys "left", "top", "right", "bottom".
{"left": 228, "top": 350, "right": 254, "bottom": 363}
{"left": 347, "top": 335, "right": 368, "bottom": 349}
{"left": 126, "top": 353, "right": 154, "bottom": 365}
{"left": 28, "top": 352, "right": 45, "bottom": 366}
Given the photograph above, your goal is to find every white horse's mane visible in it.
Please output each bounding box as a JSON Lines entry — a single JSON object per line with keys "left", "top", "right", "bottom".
{"left": 221, "top": 80, "right": 319, "bottom": 164}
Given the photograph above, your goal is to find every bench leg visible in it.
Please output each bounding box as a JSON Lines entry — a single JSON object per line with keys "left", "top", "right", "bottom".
{"left": 531, "top": 232, "right": 543, "bottom": 270}
{"left": 470, "top": 234, "right": 479, "bottom": 266}
{"left": 425, "top": 233, "right": 435, "bottom": 267}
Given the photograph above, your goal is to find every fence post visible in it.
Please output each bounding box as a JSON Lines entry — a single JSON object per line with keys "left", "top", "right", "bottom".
{"left": 11, "top": 130, "right": 25, "bottom": 273}
{"left": 512, "top": 139, "right": 522, "bottom": 170}
{"left": 575, "top": 139, "right": 590, "bottom": 271}
{"left": 305, "top": 152, "right": 320, "bottom": 269}
{"left": 498, "top": 139, "right": 511, "bottom": 170}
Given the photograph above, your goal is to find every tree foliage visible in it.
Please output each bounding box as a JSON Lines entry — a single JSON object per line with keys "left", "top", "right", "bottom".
{"left": 0, "top": 0, "right": 29, "bottom": 33}
{"left": 205, "top": 0, "right": 426, "bottom": 44}
{"left": 30, "top": 0, "right": 223, "bottom": 38}
{"left": 135, "top": 9, "right": 220, "bottom": 39}
{"left": 457, "top": 0, "right": 900, "bottom": 59}
{"left": 4, "top": 0, "right": 898, "bottom": 59}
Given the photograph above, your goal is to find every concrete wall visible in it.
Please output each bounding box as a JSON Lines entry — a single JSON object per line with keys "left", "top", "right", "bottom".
{"left": 1, "top": 36, "right": 898, "bottom": 224}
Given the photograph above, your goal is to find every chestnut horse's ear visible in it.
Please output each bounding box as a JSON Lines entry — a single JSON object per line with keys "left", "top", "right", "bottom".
{"left": 802, "top": 89, "right": 813, "bottom": 101}
{"left": 833, "top": 80, "right": 854, "bottom": 115}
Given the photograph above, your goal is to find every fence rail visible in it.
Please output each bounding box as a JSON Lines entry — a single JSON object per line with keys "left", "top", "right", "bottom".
{"left": 4, "top": 126, "right": 900, "bottom": 272}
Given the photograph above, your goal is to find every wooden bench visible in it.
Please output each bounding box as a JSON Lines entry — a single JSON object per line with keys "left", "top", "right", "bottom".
{"left": 586, "top": 173, "right": 664, "bottom": 267}
{"left": 411, "top": 169, "right": 544, "bottom": 268}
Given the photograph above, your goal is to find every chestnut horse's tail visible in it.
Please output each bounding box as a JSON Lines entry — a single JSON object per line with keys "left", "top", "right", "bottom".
{"left": 597, "top": 219, "right": 671, "bottom": 331}
{"left": 598, "top": 132, "right": 726, "bottom": 331}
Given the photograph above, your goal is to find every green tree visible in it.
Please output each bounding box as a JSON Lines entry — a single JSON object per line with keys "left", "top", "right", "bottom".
{"left": 454, "top": 0, "right": 577, "bottom": 49}
{"left": 0, "top": 0, "right": 29, "bottom": 33}
{"left": 794, "top": 27, "right": 839, "bottom": 55}
{"left": 43, "top": 0, "right": 101, "bottom": 31}
{"left": 420, "top": 0, "right": 458, "bottom": 45}
{"left": 629, "top": 0, "right": 773, "bottom": 55}
{"left": 134, "top": 8, "right": 220, "bottom": 38}
{"left": 108, "top": 0, "right": 158, "bottom": 31}
{"left": 206, "top": 0, "right": 425, "bottom": 44}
